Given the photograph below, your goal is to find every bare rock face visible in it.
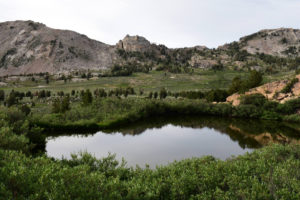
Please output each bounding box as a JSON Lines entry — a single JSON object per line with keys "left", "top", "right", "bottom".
{"left": 117, "top": 35, "right": 151, "bottom": 52}
{"left": 0, "top": 20, "right": 117, "bottom": 75}
{"left": 194, "top": 45, "right": 208, "bottom": 51}
{"left": 239, "top": 28, "right": 300, "bottom": 57}
{"left": 226, "top": 93, "right": 242, "bottom": 106}
{"left": 188, "top": 55, "right": 218, "bottom": 68}
{"left": 226, "top": 74, "right": 300, "bottom": 105}
{"left": 219, "top": 28, "right": 300, "bottom": 57}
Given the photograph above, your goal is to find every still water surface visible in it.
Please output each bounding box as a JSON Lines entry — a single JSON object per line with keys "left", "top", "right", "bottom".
{"left": 46, "top": 117, "right": 300, "bottom": 167}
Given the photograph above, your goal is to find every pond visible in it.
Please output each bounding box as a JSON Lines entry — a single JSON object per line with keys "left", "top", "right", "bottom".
{"left": 46, "top": 116, "right": 300, "bottom": 168}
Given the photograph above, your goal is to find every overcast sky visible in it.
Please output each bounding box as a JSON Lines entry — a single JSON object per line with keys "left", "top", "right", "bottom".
{"left": 1, "top": 0, "right": 300, "bottom": 48}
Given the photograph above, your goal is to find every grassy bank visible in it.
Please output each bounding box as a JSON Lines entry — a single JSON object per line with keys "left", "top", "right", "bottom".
{"left": 28, "top": 96, "right": 300, "bottom": 132}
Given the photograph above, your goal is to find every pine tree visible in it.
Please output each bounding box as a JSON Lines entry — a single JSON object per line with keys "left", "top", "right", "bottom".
{"left": 52, "top": 99, "right": 61, "bottom": 113}
{"left": 0, "top": 90, "right": 5, "bottom": 101}
{"left": 61, "top": 95, "right": 70, "bottom": 112}
{"left": 82, "top": 89, "right": 93, "bottom": 106}
{"left": 148, "top": 92, "right": 153, "bottom": 99}
{"left": 159, "top": 88, "right": 167, "bottom": 99}
{"left": 6, "top": 90, "right": 17, "bottom": 107}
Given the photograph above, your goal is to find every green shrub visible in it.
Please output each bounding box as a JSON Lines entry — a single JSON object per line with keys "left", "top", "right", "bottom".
{"left": 282, "top": 114, "right": 300, "bottom": 122}
{"left": 262, "top": 100, "right": 279, "bottom": 112}
{"left": 246, "top": 70, "right": 263, "bottom": 89}
{"left": 0, "top": 127, "right": 31, "bottom": 152}
{"left": 228, "top": 71, "right": 263, "bottom": 94}
{"left": 0, "top": 145, "right": 300, "bottom": 199}
{"left": 228, "top": 76, "right": 243, "bottom": 94}
{"left": 159, "top": 88, "right": 167, "bottom": 99}
{"left": 281, "top": 78, "right": 299, "bottom": 93}
{"left": 276, "top": 98, "right": 300, "bottom": 114}
{"left": 5, "top": 90, "right": 18, "bottom": 107}
{"left": 233, "top": 104, "right": 262, "bottom": 118}
{"left": 52, "top": 96, "right": 70, "bottom": 113}
{"left": 240, "top": 93, "right": 266, "bottom": 107}
{"left": 0, "top": 90, "right": 4, "bottom": 101}
{"left": 20, "top": 104, "right": 31, "bottom": 116}
{"left": 82, "top": 89, "right": 93, "bottom": 106}
{"left": 205, "top": 89, "right": 228, "bottom": 102}
{"left": 176, "top": 91, "right": 204, "bottom": 99}
{"left": 261, "top": 111, "right": 282, "bottom": 120}
{"left": 5, "top": 108, "right": 26, "bottom": 125}
{"left": 209, "top": 103, "right": 233, "bottom": 116}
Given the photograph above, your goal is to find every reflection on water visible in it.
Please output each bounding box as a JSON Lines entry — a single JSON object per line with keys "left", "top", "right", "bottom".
{"left": 46, "top": 116, "right": 300, "bottom": 167}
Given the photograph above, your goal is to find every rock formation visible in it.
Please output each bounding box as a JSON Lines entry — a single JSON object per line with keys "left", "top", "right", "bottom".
{"left": 221, "top": 28, "right": 300, "bottom": 57}
{"left": 227, "top": 74, "right": 300, "bottom": 105}
{"left": 117, "top": 35, "right": 152, "bottom": 52}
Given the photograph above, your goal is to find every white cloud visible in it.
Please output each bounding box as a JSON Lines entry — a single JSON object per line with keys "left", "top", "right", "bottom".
{"left": 0, "top": 0, "right": 300, "bottom": 48}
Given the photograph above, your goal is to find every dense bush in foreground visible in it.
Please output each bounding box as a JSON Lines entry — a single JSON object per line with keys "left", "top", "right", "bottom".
{"left": 0, "top": 144, "right": 299, "bottom": 199}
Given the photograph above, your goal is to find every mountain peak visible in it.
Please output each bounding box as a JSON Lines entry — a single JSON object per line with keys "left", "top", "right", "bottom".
{"left": 117, "top": 34, "right": 152, "bottom": 52}
{"left": 239, "top": 28, "right": 300, "bottom": 57}
{"left": 0, "top": 20, "right": 115, "bottom": 75}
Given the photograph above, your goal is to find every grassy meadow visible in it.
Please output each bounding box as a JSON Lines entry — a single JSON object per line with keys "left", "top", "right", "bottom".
{"left": 1, "top": 69, "right": 295, "bottom": 94}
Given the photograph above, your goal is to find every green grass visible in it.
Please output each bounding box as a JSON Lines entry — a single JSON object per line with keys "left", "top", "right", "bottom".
{"left": 0, "top": 70, "right": 249, "bottom": 93}
{"left": 263, "top": 70, "right": 295, "bottom": 83}
{"left": 1, "top": 70, "right": 295, "bottom": 95}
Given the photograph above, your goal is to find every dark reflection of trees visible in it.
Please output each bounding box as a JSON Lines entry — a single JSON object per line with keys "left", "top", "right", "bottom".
{"left": 104, "top": 116, "right": 300, "bottom": 149}
{"left": 42, "top": 115, "right": 300, "bottom": 153}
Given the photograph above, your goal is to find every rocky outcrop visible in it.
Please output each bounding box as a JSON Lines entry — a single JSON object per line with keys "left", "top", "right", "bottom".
{"left": 237, "top": 28, "right": 300, "bottom": 57}
{"left": 227, "top": 74, "right": 300, "bottom": 105}
{"left": 219, "top": 28, "right": 300, "bottom": 57}
{"left": 188, "top": 55, "right": 218, "bottom": 68}
{"left": 117, "top": 35, "right": 152, "bottom": 52}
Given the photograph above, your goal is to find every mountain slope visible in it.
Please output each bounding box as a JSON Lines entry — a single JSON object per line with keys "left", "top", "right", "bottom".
{"left": 0, "top": 20, "right": 117, "bottom": 75}
{"left": 221, "top": 28, "right": 300, "bottom": 57}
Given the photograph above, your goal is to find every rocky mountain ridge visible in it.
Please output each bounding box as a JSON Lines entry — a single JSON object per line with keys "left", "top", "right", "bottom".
{"left": 220, "top": 28, "right": 300, "bottom": 57}
{"left": 1, "top": 20, "right": 300, "bottom": 76}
